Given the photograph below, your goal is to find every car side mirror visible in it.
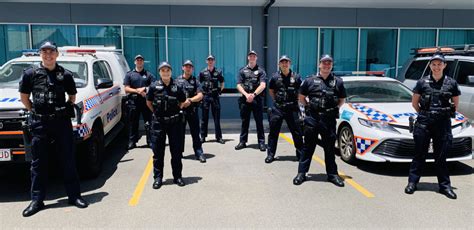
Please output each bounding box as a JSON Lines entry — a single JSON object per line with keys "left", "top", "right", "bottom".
{"left": 467, "top": 75, "right": 474, "bottom": 86}
{"left": 95, "top": 78, "right": 113, "bottom": 89}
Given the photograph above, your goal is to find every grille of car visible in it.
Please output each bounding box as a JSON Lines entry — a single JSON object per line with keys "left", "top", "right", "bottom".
{"left": 0, "top": 119, "right": 24, "bottom": 131}
{"left": 372, "top": 137, "right": 472, "bottom": 159}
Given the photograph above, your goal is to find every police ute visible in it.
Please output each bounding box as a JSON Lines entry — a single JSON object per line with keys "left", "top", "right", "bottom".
{"left": 336, "top": 76, "right": 473, "bottom": 163}
{"left": 0, "top": 46, "right": 130, "bottom": 177}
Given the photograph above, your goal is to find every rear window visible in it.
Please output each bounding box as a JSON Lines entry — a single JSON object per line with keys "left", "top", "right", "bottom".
{"left": 405, "top": 59, "right": 455, "bottom": 80}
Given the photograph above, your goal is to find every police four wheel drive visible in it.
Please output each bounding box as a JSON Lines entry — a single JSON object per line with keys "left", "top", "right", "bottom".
{"left": 0, "top": 45, "right": 129, "bottom": 179}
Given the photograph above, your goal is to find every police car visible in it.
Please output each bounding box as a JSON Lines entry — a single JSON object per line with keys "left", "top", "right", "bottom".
{"left": 400, "top": 45, "right": 474, "bottom": 119}
{"left": 336, "top": 76, "right": 473, "bottom": 163}
{"left": 0, "top": 46, "right": 129, "bottom": 177}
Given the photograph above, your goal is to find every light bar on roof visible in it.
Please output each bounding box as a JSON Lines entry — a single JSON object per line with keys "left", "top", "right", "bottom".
{"left": 65, "top": 49, "right": 96, "bottom": 54}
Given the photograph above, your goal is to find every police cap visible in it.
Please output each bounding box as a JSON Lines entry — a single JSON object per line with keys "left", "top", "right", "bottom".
{"left": 207, "top": 55, "right": 215, "bottom": 60}
{"left": 279, "top": 55, "right": 291, "bottom": 62}
{"left": 319, "top": 54, "right": 333, "bottom": 62}
{"left": 158, "top": 62, "right": 172, "bottom": 71}
{"left": 430, "top": 54, "right": 446, "bottom": 63}
{"left": 248, "top": 50, "right": 258, "bottom": 56}
{"left": 134, "top": 54, "right": 144, "bottom": 60}
{"left": 39, "top": 41, "right": 57, "bottom": 51}
{"left": 182, "top": 60, "right": 194, "bottom": 67}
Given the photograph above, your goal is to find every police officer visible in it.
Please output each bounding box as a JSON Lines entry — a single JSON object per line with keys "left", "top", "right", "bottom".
{"left": 235, "top": 50, "right": 267, "bottom": 151}
{"left": 124, "top": 55, "right": 155, "bottom": 150}
{"left": 293, "top": 54, "right": 345, "bottom": 187}
{"left": 146, "top": 62, "right": 187, "bottom": 189}
{"left": 265, "top": 55, "right": 304, "bottom": 163}
{"left": 199, "top": 55, "right": 225, "bottom": 144}
{"left": 19, "top": 41, "right": 88, "bottom": 217}
{"left": 176, "top": 60, "right": 206, "bottom": 163}
{"left": 405, "top": 54, "right": 460, "bottom": 199}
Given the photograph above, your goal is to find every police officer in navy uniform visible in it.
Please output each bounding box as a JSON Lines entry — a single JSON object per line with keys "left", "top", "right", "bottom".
{"left": 199, "top": 55, "right": 225, "bottom": 144}
{"left": 293, "top": 54, "right": 345, "bottom": 187}
{"left": 19, "top": 41, "right": 88, "bottom": 217}
{"left": 405, "top": 54, "right": 460, "bottom": 199}
{"left": 235, "top": 50, "right": 267, "bottom": 151}
{"left": 146, "top": 62, "right": 187, "bottom": 189}
{"left": 265, "top": 55, "right": 304, "bottom": 163}
{"left": 124, "top": 55, "right": 155, "bottom": 150}
{"left": 176, "top": 60, "right": 206, "bottom": 163}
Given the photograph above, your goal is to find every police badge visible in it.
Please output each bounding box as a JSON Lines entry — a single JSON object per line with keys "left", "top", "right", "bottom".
{"left": 254, "top": 71, "right": 259, "bottom": 75}
{"left": 290, "top": 77, "right": 295, "bottom": 84}
{"left": 56, "top": 72, "right": 64, "bottom": 81}
{"left": 213, "top": 72, "right": 218, "bottom": 76}
{"left": 171, "top": 85, "right": 178, "bottom": 92}
{"left": 190, "top": 79, "right": 195, "bottom": 84}
{"left": 329, "top": 80, "right": 336, "bottom": 87}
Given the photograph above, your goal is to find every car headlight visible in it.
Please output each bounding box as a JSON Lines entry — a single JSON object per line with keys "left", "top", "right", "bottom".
{"left": 461, "top": 119, "right": 471, "bottom": 131}
{"left": 358, "top": 118, "right": 400, "bottom": 134}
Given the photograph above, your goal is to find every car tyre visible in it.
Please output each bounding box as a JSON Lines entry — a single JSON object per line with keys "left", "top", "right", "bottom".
{"left": 338, "top": 125, "right": 357, "bottom": 164}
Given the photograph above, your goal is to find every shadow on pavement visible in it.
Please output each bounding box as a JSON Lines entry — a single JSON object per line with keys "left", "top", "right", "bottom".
{"left": 0, "top": 134, "right": 129, "bottom": 203}
{"left": 353, "top": 161, "right": 472, "bottom": 177}
{"left": 162, "top": 176, "right": 202, "bottom": 186}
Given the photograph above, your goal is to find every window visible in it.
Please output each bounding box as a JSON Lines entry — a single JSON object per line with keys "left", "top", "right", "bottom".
{"left": 320, "top": 28, "right": 358, "bottom": 72}
{"left": 31, "top": 25, "right": 76, "bottom": 49}
{"left": 405, "top": 59, "right": 456, "bottom": 80}
{"left": 398, "top": 29, "right": 436, "bottom": 71}
{"left": 455, "top": 61, "right": 474, "bottom": 86}
{"left": 359, "top": 29, "right": 398, "bottom": 77}
{"left": 0, "top": 24, "right": 29, "bottom": 66}
{"left": 78, "top": 25, "right": 121, "bottom": 49}
{"left": 211, "top": 27, "right": 250, "bottom": 89}
{"left": 168, "top": 27, "right": 209, "bottom": 77}
{"left": 92, "top": 61, "right": 110, "bottom": 84}
{"left": 123, "top": 26, "right": 166, "bottom": 76}
{"left": 439, "top": 30, "right": 474, "bottom": 46}
{"left": 280, "top": 28, "right": 318, "bottom": 78}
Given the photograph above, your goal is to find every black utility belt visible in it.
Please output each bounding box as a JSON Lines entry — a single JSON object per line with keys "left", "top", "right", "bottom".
{"left": 32, "top": 112, "right": 69, "bottom": 121}
{"left": 275, "top": 102, "right": 297, "bottom": 108}
{"left": 155, "top": 114, "right": 181, "bottom": 124}
{"left": 420, "top": 108, "right": 450, "bottom": 115}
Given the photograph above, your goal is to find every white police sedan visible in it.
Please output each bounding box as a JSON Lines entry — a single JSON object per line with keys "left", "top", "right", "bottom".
{"left": 336, "top": 76, "right": 473, "bottom": 163}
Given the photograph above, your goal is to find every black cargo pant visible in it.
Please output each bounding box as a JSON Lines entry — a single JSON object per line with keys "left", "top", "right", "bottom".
{"left": 408, "top": 114, "right": 452, "bottom": 190}
{"left": 30, "top": 117, "right": 80, "bottom": 201}
{"left": 267, "top": 105, "right": 303, "bottom": 159}
{"left": 238, "top": 96, "right": 265, "bottom": 145}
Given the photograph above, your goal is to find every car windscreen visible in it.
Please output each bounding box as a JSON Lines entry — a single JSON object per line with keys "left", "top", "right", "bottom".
{"left": 344, "top": 80, "right": 413, "bottom": 103}
{"left": 405, "top": 59, "right": 455, "bottom": 80}
{"left": 0, "top": 61, "right": 88, "bottom": 88}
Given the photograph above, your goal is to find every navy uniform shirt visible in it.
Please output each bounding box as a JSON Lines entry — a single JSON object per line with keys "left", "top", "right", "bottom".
{"left": 413, "top": 74, "right": 461, "bottom": 97}
{"left": 146, "top": 78, "right": 186, "bottom": 117}
{"left": 19, "top": 64, "right": 77, "bottom": 112}
{"left": 176, "top": 74, "right": 203, "bottom": 111}
{"left": 299, "top": 73, "right": 346, "bottom": 100}
{"left": 269, "top": 70, "right": 302, "bottom": 103}
{"left": 124, "top": 69, "right": 155, "bottom": 89}
{"left": 237, "top": 64, "right": 267, "bottom": 95}
{"left": 175, "top": 75, "right": 203, "bottom": 98}
{"left": 198, "top": 67, "right": 224, "bottom": 95}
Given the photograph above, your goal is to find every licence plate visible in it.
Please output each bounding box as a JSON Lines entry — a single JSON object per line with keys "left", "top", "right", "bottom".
{"left": 0, "top": 149, "right": 12, "bottom": 161}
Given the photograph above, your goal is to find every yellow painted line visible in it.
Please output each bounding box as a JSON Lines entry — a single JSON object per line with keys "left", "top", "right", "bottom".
{"left": 129, "top": 156, "right": 153, "bottom": 206}
{"left": 279, "top": 133, "right": 375, "bottom": 198}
